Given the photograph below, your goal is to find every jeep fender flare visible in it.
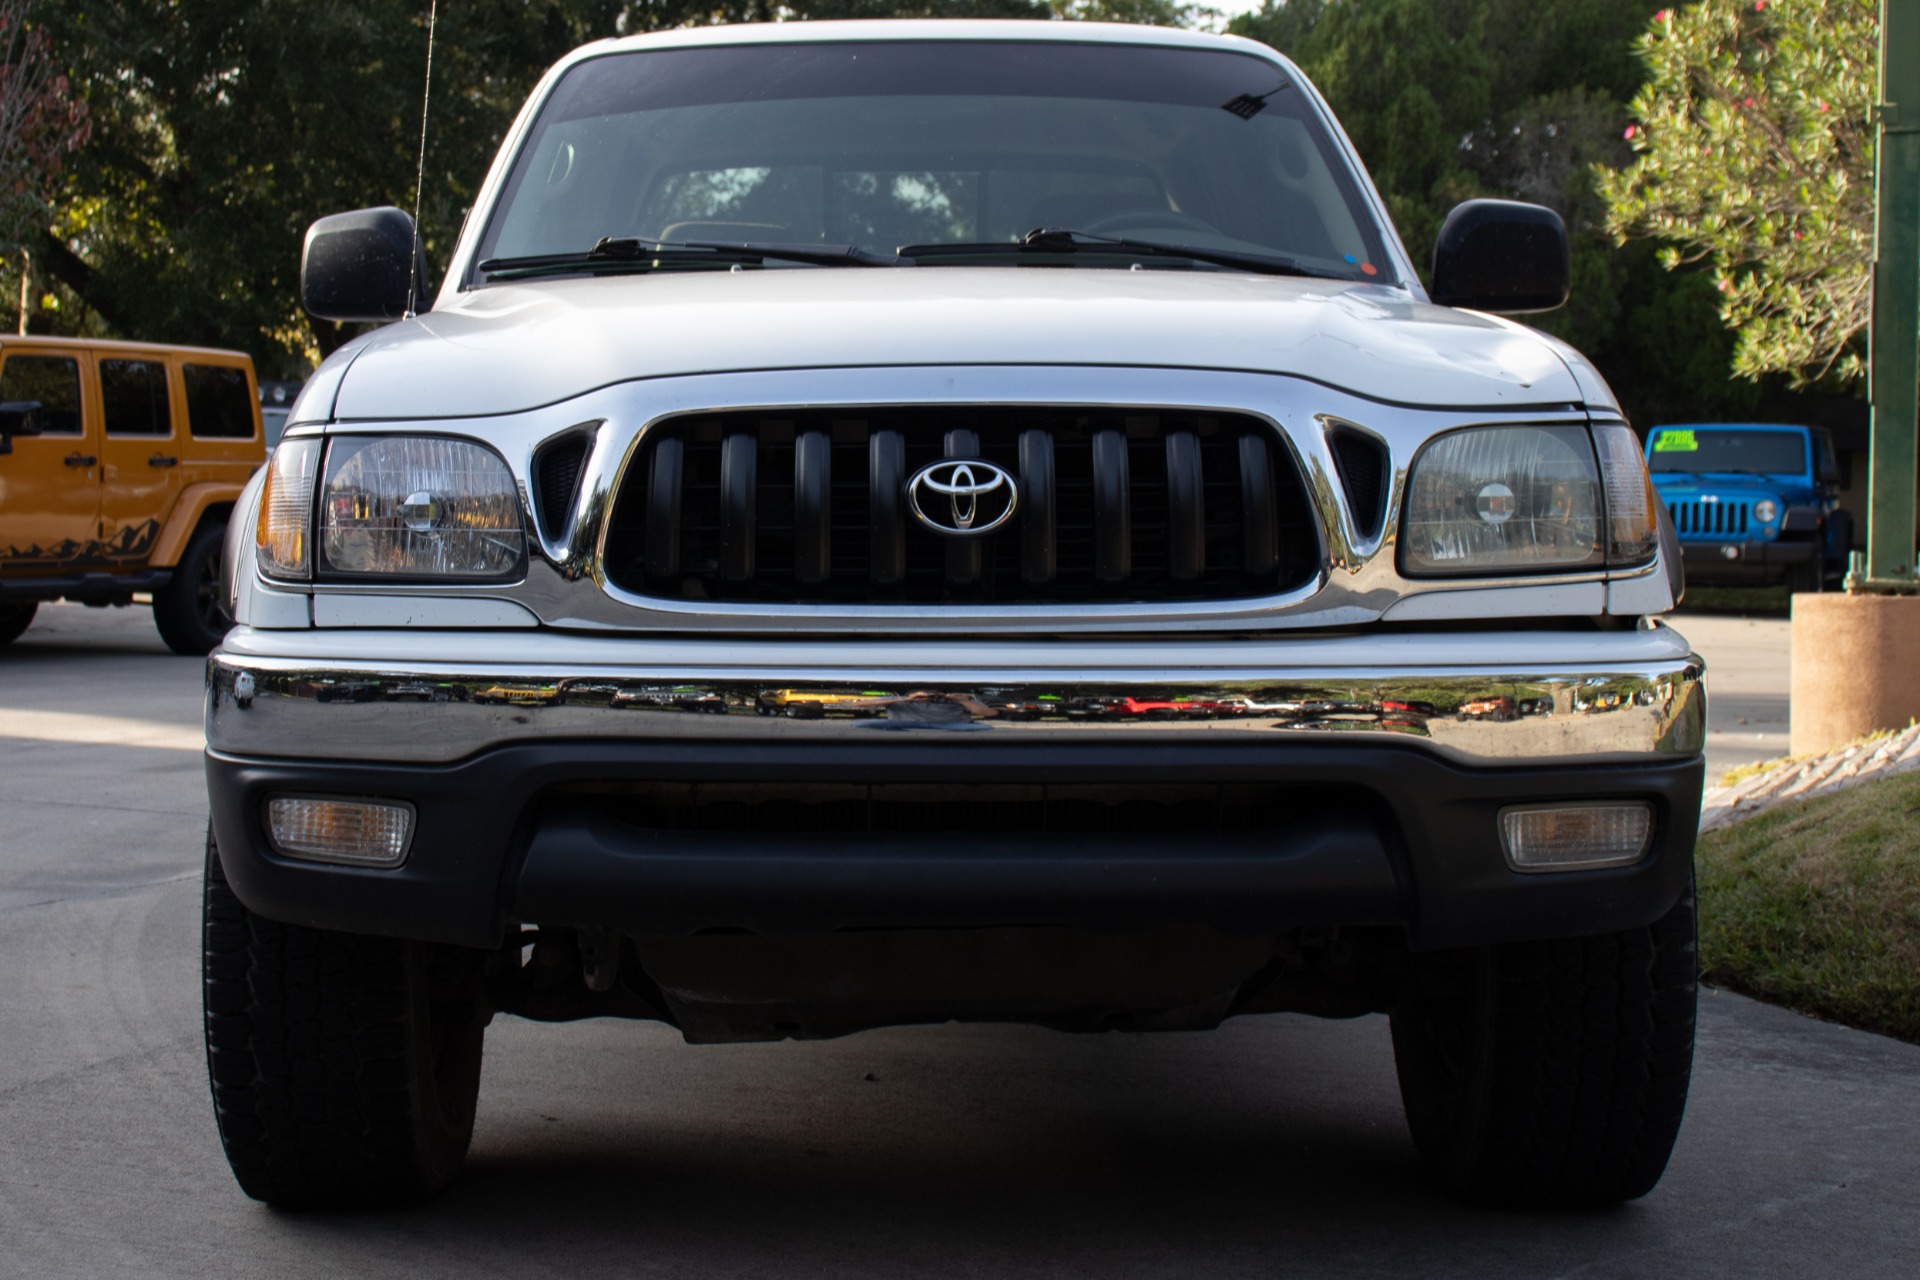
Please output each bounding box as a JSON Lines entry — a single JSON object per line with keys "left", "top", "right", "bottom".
{"left": 152, "top": 482, "right": 245, "bottom": 568}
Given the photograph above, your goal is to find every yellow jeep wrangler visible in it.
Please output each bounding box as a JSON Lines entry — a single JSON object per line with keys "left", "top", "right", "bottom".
{"left": 0, "top": 336, "right": 264, "bottom": 654}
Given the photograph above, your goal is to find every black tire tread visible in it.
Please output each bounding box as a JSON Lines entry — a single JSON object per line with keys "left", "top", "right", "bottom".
{"left": 1393, "top": 889, "right": 1697, "bottom": 1207}
{"left": 202, "top": 828, "right": 479, "bottom": 1206}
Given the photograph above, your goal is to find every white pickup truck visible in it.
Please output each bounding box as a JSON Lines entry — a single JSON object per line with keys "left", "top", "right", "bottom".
{"left": 202, "top": 20, "right": 1702, "bottom": 1210}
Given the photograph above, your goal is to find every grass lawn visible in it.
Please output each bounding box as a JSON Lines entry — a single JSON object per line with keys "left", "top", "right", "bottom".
{"left": 1697, "top": 770, "right": 1920, "bottom": 1044}
{"left": 1681, "top": 584, "right": 1791, "bottom": 616}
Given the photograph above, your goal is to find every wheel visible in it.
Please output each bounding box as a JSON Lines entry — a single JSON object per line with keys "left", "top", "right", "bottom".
{"left": 202, "top": 825, "right": 487, "bottom": 1207}
{"left": 0, "top": 601, "right": 36, "bottom": 645}
{"left": 1388, "top": 886, "right": 1697, "bottom": 1207}
{"left": 154, "top": 520, "right": 232, "bottom": 655}
{"left": 1824, "top": 510, "right": 1854, "bottom": 584}
{"left": 1787, "top": 551, "right": 1824, "bottom": 596}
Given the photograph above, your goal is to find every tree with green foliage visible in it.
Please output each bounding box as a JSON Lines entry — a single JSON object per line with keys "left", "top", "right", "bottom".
{"left": 0, "top": 0, "right": 89, "bottom": 254}
{"left": 1598, "top": 0, "right": 1876, "bottom": 388}
{"left": 37, "top": 1, "right": 1191, "bottom": 376}
{"left": 1230, "top": 0, "right": 1773, "bottom": 427}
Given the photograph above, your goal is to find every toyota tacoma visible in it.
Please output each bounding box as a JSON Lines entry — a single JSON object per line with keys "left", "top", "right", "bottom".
{"left": 202, "top": 21, "right": 1703, "bottom": 1210}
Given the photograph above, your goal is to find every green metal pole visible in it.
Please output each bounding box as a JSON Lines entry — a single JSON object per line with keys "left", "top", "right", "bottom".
{"left": 1863, "top": 0, "right": 1920, "bottom": 590}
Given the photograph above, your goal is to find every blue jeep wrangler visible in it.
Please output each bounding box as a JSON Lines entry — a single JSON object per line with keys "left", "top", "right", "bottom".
{"left": 1646, "top": 423, "right": 1848, "bottom": 592}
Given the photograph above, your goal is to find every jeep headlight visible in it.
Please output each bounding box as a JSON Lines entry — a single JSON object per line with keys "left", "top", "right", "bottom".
{"left": 1752, "top": 498, "right": 1779, "bottom": 524}
{"left": 1402, "top": 423, "right": 1658, "bottom": 576}
{"left": 319, "top": 436, "right": 525, "bottom": 578}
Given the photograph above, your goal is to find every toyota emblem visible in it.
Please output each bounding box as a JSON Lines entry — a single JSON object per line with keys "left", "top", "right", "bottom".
{"left": 907, "top": 459, "right": 1019, "bottom": 537}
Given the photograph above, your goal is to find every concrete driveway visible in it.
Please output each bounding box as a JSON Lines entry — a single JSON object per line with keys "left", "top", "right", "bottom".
{"left": 2, "top": 602, "right": 1911, "bottom": 1279}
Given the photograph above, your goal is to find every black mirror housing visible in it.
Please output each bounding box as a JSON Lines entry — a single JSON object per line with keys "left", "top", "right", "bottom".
{"left": 0, "top": 399, "right": 39, "bottom": 457}
{"left": 1430, "top": 199, "right": 1570, "bottom": 314}
{"left": 0, "top": 399, "right": 43, "bottom": 435}
{"left": 1813, "top": 429, "right": 1841, "bottom": 485}
{"left": 301, "top": 207, "right": 434, "bottom": 323}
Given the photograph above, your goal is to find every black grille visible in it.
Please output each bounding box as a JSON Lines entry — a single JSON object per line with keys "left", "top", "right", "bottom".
{"left": 1329, "top": 426, "right": 1389, "bottom": 540}
{"left": 1669, "top": 499, "right": 1749, "bottom": 536}
{"left": 533, "top": 433, "right": 590, "bottom": 540}
{"left": 603, "top": 407, "right": 1319, "bottom": 604}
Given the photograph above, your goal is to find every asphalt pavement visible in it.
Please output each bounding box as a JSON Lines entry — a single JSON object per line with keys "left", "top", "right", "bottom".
{"left": 1674, "top": 610, "right": 1793, "bottom": 780}
{"left": 1, "top": 601, "right": 1912, "bottom": 1279}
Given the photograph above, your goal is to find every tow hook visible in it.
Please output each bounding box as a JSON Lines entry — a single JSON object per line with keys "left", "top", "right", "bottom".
{"left": 578, "top": 927, "right": 621, "bottom": 992}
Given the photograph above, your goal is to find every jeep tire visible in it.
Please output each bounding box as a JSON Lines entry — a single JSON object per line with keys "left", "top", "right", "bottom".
{"left": 1788, "top": 552, "right": 1824, "bottom": 596}
{"left": 1388, "top": 886, "right": 1696, "bottom": 1208}
{"left": 154, "top": 521, "right": 232, "bottom": 656}
{"left": 202, "top": 825, "right": 488, "bottom": 1207}
{"left": 0, "top": 601, "right": 35, "bottom": 645}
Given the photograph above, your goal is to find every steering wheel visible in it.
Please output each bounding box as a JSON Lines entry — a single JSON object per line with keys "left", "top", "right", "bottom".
{"left": 1073, "top": 209, "right": 1223, "bottom": 237}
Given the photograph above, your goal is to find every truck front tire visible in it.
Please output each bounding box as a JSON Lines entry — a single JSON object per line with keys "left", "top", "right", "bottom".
{"left": 1388, "top": 886, "right": 1696, "bottom": 1207}
{"left": 202, "top": 826, "right": 488, "bottom": 1207}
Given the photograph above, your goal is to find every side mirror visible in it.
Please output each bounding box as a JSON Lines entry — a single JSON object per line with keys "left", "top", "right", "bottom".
{"left": 0, "top": 400, "right": 42, "bottom": 456}
{"left": 1813, "top": 431, "right": 1841, "bottom": 485}
{"left": 1430, "top": 199, "right": 1570, "bottom": 314}
{"left": 301, "top": 207, "right": 434, "bottom": 323}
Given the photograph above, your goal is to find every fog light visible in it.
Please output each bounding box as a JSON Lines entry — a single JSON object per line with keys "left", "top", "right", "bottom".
{"left": 265, "top": 796, "right": 414, "bottom": 868}
{"left": 1499, "top": 802, "right": 1653, "bottom": 873}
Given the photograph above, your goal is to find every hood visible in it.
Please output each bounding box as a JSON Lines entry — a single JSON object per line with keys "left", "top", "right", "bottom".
{"left": 328, "top": 269, "right": 1582, "bottom": 421}
{"left": 1651, "top": 472, "right": 1810, "bottom": 497}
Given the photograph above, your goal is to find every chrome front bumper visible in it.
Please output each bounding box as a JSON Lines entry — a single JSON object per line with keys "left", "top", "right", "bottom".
{"left": 207, "top": 625, "right": 1705, "bottom": 767}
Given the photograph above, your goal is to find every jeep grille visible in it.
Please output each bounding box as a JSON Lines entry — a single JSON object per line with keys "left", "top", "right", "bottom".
{"left": 1668, "top": 499, "right": 1750, "bottom": 537}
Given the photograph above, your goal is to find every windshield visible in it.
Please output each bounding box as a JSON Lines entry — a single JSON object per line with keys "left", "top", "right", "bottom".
{"left": 472, "top": 41, "right": 1394, "bottom": 282}
{"left": 1648, "top": 428, "right": 1808, "bottom": 475}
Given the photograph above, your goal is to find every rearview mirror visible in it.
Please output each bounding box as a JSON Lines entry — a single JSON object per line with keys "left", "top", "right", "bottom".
{"left": 0, "top": 399, "right": 42, "bottom": 456}
{"left": 301, "top": 206, "right": 434, "bottom": 324}
{"left": 1430, "top": 199, "right": 1570, "bottom": 314}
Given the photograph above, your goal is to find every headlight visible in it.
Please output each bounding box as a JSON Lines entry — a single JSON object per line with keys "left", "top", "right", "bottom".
{"left": 320, "top": 436, "right": 525, "bottom": 578}
{"left": 1401, "top": 423, "right": 1660, "bottom": 576}
{"left": 1752, "top": 498, "right": 1780, "bottom": 524}
{"left": 257, "top": 437, "right": 321, "bottom": 578}
{"left": 1401, "top": 425, "right": 1603, "bottom": 575}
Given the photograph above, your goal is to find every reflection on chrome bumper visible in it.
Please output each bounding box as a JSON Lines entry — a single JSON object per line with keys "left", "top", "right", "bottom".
{"left": 207, "top": 651, "right": 1704, "bottom": 766}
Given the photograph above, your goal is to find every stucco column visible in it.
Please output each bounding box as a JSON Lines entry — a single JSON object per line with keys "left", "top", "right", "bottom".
{"left": 1789, "top": 593, "right": 1920, "bottom": 756}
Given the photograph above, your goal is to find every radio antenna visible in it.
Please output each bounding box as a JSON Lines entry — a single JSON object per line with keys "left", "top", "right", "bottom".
{"left": 405, "top": 0, "right": 439, "bottom": 319}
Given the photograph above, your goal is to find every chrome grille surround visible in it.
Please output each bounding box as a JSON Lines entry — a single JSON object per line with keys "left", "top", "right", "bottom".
{"left": 268, "top": 364, "right": 1664, "bottom": 635}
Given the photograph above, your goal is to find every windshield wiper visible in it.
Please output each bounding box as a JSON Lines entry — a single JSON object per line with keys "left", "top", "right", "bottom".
{"left": 900, "top": 227, "right": 1352, "bottom": 281}
{"left": 478, "top": 236, "right": 905, "bottom": 278}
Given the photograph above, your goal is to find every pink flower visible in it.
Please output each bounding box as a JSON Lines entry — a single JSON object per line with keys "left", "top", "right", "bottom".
{"left": 1718, "top": 279, "right": 1730, "bottom": 293}
{"left": 1625, "top": 124, "right": 1639, "bottom": 139}
{"left": 1655, "top": 9, "right": 1668, "bottom": 19}
{"left": 1819, "top": 101, "right": 1831, "bottom": 112}
{"left": 1743, "top": 97, "right": 1756, "bottom": 107}
{"left": 1755, "top": 0, "right": 1766, "bottom": 10}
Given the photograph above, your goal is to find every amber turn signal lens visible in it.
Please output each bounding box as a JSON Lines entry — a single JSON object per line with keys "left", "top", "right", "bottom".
{"left": 1592, "top": 423, "right": 1659, "bottom": 567}
{"left": 257, "top": 438, "right": 321, "bottom": 580}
